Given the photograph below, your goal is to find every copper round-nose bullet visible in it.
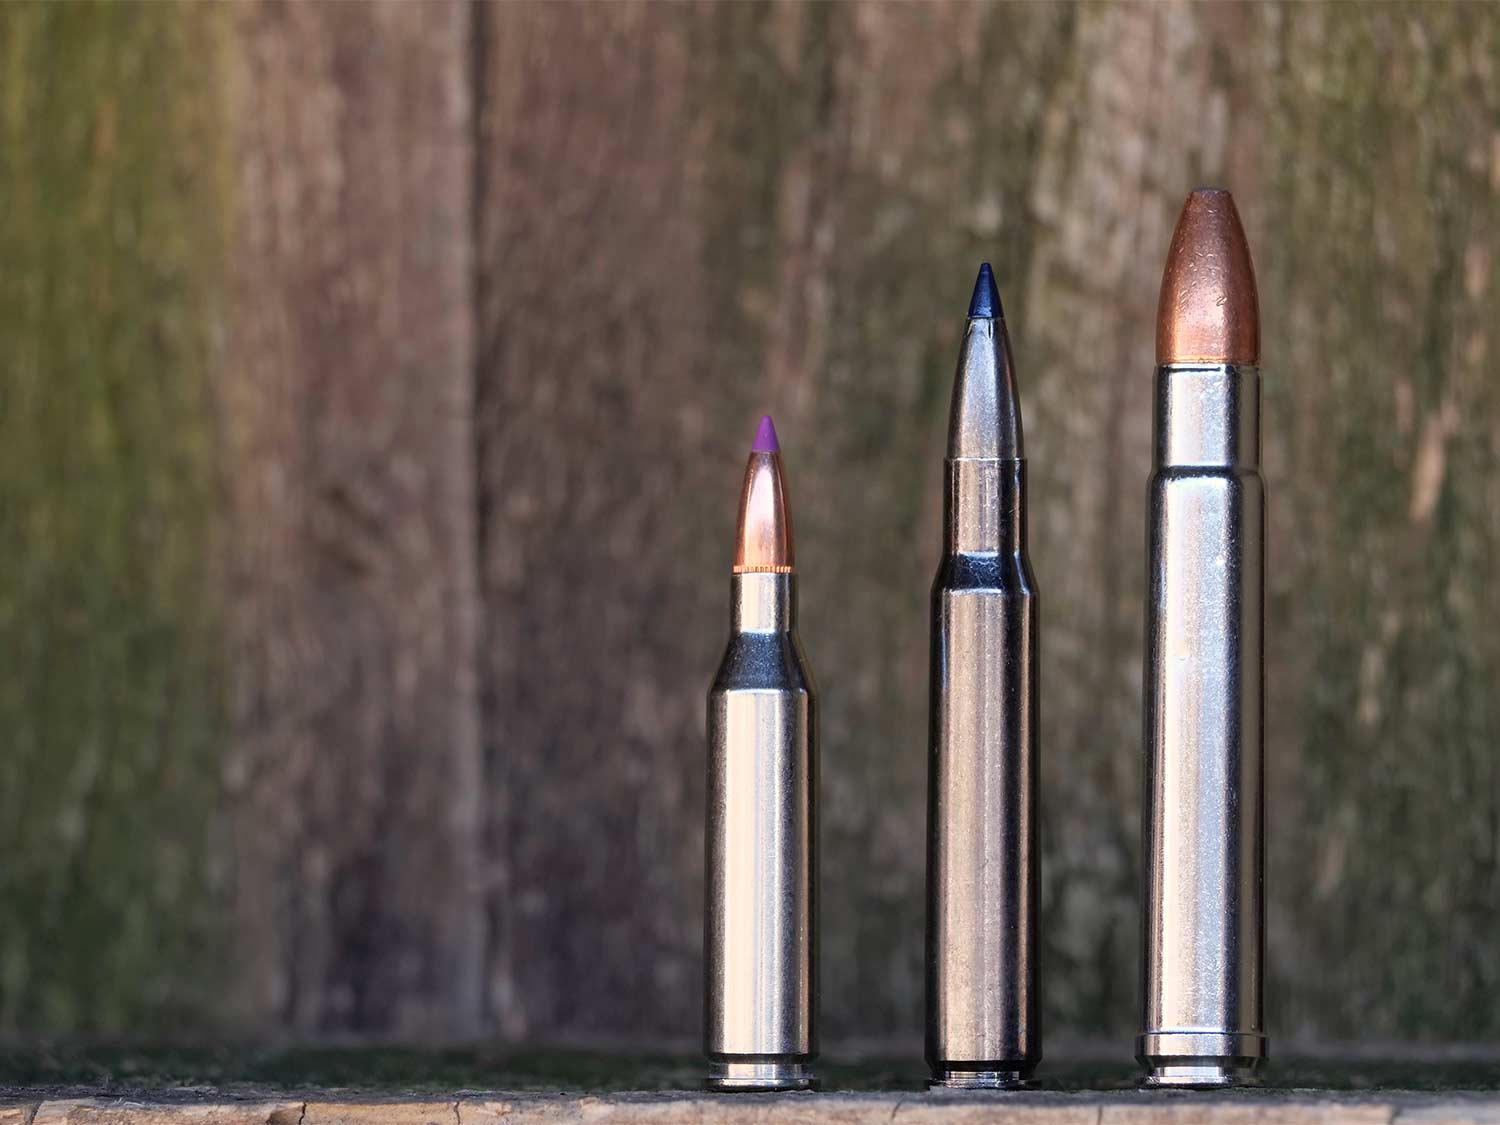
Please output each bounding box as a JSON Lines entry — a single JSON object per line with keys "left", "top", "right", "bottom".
{"left": 1156, "top": 189, "right": 1260, "bottom": 366}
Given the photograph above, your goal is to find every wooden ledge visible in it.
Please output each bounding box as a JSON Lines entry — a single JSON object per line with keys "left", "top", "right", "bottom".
{"left": 5, "top": 1092, "right": 1500, "bottom": 1125}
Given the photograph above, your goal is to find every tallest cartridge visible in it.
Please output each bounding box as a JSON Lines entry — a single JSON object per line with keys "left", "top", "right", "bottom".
{"left": 1139, "top": 189, "right": 1267, "bottom": 1087}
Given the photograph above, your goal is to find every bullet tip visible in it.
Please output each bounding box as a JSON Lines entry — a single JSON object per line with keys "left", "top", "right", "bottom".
{"left": 735, "top": 419, "right": 793, "bottom": 572}
{"left": 751, "top": 414, "right": 780, "bottom": 453}
{"left": 1157, "top": 188, "right": 1260, "bottom": 365}
{"left": 949, "top": 264, "right": 1022, "bottom": 459}
{"left": 967, "top": 262, "right": 1002, "bottom": 320}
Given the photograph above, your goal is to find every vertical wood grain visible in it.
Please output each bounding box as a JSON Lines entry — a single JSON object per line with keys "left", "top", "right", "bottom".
{"left": 221, "top": 0, "right": 484, "bottom": 1036}
{"left": 1, "top": 0, "right": 1497, "bottom": 1045}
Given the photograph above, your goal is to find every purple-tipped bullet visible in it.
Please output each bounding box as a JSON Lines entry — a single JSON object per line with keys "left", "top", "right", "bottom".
{"left": 752, "top": 414, "right": 781, "bottom": 453}
{"left": 707, "top": 408, "right": 817, "bottom": 1091}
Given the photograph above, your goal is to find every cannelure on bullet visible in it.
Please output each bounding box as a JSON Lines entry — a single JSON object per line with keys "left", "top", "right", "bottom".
{"left": 1139, "top": 189, "right": 1267, "bottom": 1088}
{"left": 925, "top": 264, "right": 1040, "bottom": 1089}
{"left": 704, "top": 416, "right": 818, "bottom": 1092}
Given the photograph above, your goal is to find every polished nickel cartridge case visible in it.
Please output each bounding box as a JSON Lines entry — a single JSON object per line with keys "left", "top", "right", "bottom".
{"left": 705, "top": 423, "right": 817, "bottom": 1091}
{"left": 925, "top": 266, "right": 1039, "bottom": 1089}
{"left": 1139, "top": 190, "right": 1265, "bottom": 1088}
{"left": 1139, "top": 362, "right": 1265, "bottom": 1087}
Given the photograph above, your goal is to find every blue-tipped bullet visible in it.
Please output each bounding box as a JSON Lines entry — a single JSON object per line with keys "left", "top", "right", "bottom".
{"left": 928, "top": 254, "right": 1036, "bottom": 1088}
{"left": 967, "top": 261, "right": 1002, "bottom": 320}
{"left": 949, "top": 263, "right": 1022, "bottom": 459}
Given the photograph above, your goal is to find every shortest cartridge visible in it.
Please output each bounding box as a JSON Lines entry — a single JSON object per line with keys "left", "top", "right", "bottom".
{"left": 703, "top": 416, "right": 818, "bottom": 1092}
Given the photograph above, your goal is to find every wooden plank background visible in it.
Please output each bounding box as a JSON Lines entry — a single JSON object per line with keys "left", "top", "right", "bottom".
{"left": 0, "top": 0, "right": 1496, "bottom": 1045}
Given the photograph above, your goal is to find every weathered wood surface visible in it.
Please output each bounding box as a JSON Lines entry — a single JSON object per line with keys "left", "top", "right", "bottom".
{"left": 1, "top": 0, "right": 1499, "bottom": 1044}
{"left": 0, "top": 0, "right": 229, "bottom": 1033}
{"left": 0, "top": 1048, "right": 1498, "bottom": 1124}
{"left": 3, "top": 1094, "right": 1498, "bottom": 1125}
{"left": 219, "top": 2, "right": 485, "bottom": 1038}
{"left": 477, "top": 0, "right": 1500, "bottom": 1045}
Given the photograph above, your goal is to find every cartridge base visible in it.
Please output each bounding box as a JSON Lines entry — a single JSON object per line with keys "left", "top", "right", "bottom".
{"left": 705, "top": 1061, "right": 817, "bottom": 1092}
{"left": 1141, "top": 1062, "right": 1258, "bottom": 1088}
{"left": 1137, "top": 1032, "right": 1265, "bottom": 1088}
{"left": 927, "top": 1068, "right": 1033, "bottom": 1090}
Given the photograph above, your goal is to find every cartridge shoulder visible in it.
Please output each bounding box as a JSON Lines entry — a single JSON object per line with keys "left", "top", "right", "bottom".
{"left": 933, "top": 551, "right": 1037, "bottom": 596}
{"left": 711, "top": 631, "right": 814, "bottom": 695}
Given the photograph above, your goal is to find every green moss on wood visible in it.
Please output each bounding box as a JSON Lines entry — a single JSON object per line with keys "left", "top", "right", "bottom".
{"left": 1263, "top": 2, "right": 1500, "bottom": 1040}
{"left": 0, "top": 1, "right": 231, "bottom": 1034}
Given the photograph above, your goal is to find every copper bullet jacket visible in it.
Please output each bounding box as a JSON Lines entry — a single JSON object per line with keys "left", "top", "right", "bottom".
{"left": 1156, "top": 189, "right": 1260, "bottom": 366}
{"left": 733, "top": 451, "right": 794, "bottom": 573}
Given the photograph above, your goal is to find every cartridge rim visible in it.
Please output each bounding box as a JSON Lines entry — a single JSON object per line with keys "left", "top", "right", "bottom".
{"left": 705, "top": 1060, "right": 817, "bottom": 1092}
{"left": 1140, "top": 1062, "right": 1260, "bottom": 1089}
{"left": 927, "top": 1068, "right": 1034, "bottom": 1091}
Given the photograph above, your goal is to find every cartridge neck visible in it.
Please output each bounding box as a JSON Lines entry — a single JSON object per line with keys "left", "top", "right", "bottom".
{"left": 944, "top": 458, "right": 1025, "bottom": 555}
{"left": 731, "top": 572, "right": 795, "bottom": 632}
{"left": 1154, "top": 364, "right": 1260, "bottom": 469}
